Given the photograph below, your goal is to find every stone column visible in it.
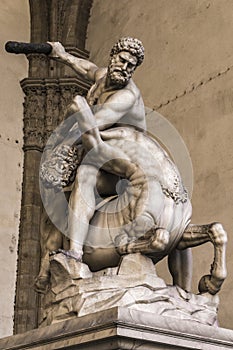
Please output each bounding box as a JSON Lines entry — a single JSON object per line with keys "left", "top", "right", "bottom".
{"left": 14, "top": 0, "right": 93, "bottom": 334}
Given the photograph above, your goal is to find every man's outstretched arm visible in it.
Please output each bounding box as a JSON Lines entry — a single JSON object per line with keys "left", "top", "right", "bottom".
{"left": 48, "top": 42, "right": 98, "bottom": 82}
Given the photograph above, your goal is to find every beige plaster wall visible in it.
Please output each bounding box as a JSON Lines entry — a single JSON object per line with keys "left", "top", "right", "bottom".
{"left": 0, "top": 0, "right": 29, "bottom": 337}
{"left": 87, "top": 0, "right": 233, "bottom": 329}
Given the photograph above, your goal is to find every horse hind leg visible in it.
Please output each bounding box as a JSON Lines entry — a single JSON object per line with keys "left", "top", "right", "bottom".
{"left": 200, "top": 223, "right": 227, "bottom": 294}
{"left": 177, "top": 222, "right": 227, "bottom": 295}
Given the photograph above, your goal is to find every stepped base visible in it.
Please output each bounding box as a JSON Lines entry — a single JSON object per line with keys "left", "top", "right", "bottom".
{"left": 1, "top": 307, "right": 233, "bottom": 349}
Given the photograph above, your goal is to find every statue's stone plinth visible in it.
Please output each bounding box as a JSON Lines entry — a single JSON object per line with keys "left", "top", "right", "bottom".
{"left": 1, "top": 307, "right": 233, "bottom": 350}
{"left": 3, "top": 253, "right": 230, "bottom": 350}
{"left": 39, "top": 252, "right": 219, "bottom": 327}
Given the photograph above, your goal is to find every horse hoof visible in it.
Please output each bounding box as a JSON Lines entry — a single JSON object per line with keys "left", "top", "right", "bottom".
{"left": 198, "top": 274, "right": 222, "bottom": 295}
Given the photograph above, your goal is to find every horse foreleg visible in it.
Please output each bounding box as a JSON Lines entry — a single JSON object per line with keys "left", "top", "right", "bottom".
{"left": 177, "top": 223, "right": 227, "bottom": 295}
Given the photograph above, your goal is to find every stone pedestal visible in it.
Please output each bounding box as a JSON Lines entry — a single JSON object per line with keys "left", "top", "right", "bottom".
{"left": 39, "top": 253, "right": 219, "bottom": 327}
{"left": 9, "top": 253, "right": 232, "bottom": 349}
{"left": 1, "top": 307, "right": 233, "bottom": 349}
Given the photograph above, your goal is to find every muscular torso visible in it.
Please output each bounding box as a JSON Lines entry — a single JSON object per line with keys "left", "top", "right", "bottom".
{"left": 86, "top": 68, "right": 146, "bottom": 131}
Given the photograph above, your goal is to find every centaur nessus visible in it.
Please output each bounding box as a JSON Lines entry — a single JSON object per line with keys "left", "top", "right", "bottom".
{"left": 34, "top": 36, "right": 227, "bottom": 296}
{"left": 5, "top": 38, "right": 227, "bottom": 296}
{"left": 39, "top": 95, "right": 227, "bottom": 296}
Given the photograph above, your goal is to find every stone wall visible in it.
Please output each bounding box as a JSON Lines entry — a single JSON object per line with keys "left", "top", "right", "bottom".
{"left": 86, "top": 0, "right": 233, "bottom": 329}
{"left": 0, "top": 0, "right": 30, "bottom": 337}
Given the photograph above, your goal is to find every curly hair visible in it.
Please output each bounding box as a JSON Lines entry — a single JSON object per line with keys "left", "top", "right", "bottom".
{"left": 110, "top": 37, "right": 144, "bottom": 66}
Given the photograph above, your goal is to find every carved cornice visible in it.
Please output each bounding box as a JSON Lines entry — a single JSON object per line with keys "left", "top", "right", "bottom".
{"left": 26, "top": 47, "right": 89, "bottom": 62}
{"left": 20, "top": 77, "right": 91, "bottom": 92}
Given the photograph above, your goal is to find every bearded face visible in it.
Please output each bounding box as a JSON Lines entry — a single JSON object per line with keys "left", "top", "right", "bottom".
{"left": 108, "top": 64, "right": 130, "bottom": 86}
{"left": 107, "top": 51, "right": 137, "bottom": 87}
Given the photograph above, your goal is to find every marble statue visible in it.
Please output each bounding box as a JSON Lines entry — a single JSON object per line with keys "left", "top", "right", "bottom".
{"left": 6, "top": 38, "right": 228, "bottom": 326}
{"left": 38, "top": 38, "right": 227, "bottom": 298}
{"left": 37, "top": 37, "right": 191, "bottom": 293}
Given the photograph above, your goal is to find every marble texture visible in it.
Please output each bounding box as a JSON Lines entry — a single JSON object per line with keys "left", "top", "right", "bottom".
{"left": 39, "top": 253, "right": 219, "bottom": 327}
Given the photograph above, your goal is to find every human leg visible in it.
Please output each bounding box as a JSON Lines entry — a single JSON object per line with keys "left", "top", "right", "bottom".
{"left": 67, "top": 164, "right": 99, "bottom": 260}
